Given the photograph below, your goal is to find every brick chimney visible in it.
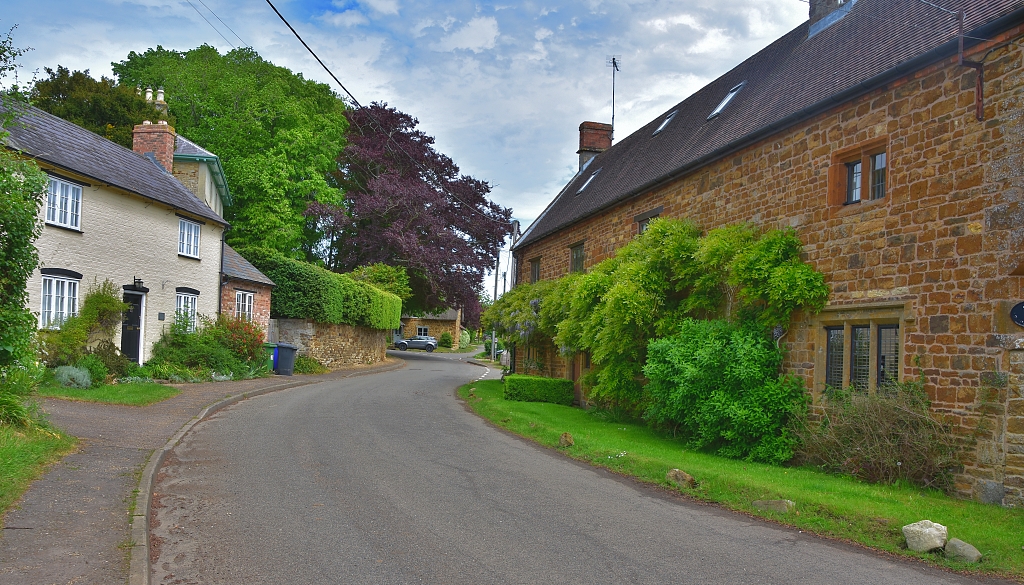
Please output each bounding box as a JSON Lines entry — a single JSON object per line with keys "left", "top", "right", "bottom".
{"left": 132, "top": 120, "right": 176, "bottom": 173}
{"left": 577, "top": 121, "right": 613, "bottom": 170}
{"left": 809, "top": 0, "right": 848, "bottom": 26}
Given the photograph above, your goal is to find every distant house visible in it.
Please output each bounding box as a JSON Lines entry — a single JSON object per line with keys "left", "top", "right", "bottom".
{"left": 4, "top": 107, "right": 270, "bottom": 363}
{"left": 400, "top": 309, "right": 462, "bottom": 348}
{"left": 512, "top": 0, "right": 1024, "bottom": 505}
{"left": 221, "top": 244, "right": 275, "bottom": 333}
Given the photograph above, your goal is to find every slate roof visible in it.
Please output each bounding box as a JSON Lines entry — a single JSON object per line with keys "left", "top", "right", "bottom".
{"left": 175, "top": 135, "right": 216, "bottom": 158}
{"left": 222, "top": 245, "right": 276, "bottom": 287}
{"left": 515, "top": 0, "right": 1024, "bottom": 250}
{"left": 402, "top": 309, "right": 461, "bottom": 321}
{"left": 2, "top": 106, "right": 226, "bottom": 225}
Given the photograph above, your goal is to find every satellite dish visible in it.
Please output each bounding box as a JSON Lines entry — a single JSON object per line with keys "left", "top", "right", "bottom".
{"left": 1011, "top": 302, "right": 1024, "bottom": 327}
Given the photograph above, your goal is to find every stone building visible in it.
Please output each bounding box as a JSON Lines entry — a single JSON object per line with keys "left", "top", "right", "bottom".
{"left": 510, "top": 0, "right": 1024, "bottom": 504}
{"left": 400, "top": 309, "right": 463, "bottom": 349}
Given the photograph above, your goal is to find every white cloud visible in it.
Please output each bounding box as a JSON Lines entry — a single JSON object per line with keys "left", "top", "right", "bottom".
{"left": 432, "top": 17, "right": 499, "bottom": 53}
{"left": 643, "top": 14, "right": 699, "bottom": 33}
{"left": 359, "top": 0, "right": 399, "bottom": 15}
{"left": 320, "top": 10, "right": 369, "bottom": 28}
{"left": 534, "top": 28, "right": 553, "bottom": 41}
{"left": 686, "top": 28, "right": 730, "bottom": 54}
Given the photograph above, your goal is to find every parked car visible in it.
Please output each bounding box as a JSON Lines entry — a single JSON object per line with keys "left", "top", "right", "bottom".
{"left": 396, "top": 335, "right": 438, "bottom": 352}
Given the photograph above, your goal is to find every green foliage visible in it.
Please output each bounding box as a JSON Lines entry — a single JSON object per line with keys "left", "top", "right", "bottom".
{"left": 439, "top": 332, "right": 453, "bottom": 348}
{"left": 112, "top": 45, "right": 349, "bottom": 255}
{"left": 503, "top": 374, "right": 574, "bottom": 406}
{"left": 31, "top": 66, "right": 173, "bottom": 148}
{"left": 482, "top": 279, "right": 559, "bottom": 346}
{"left": 86, "top": 340, "right": 131, "bottom": 378}
{"left": 793, "top": 377, "right": 966, "bottom": 491}
{"left": 349, "top": 264, "right": 413, "bottom": 303}
{"left": 0, "top": 362, "right": 44, "bottom": 427}
{"left": 643, "top": 319, "right": 807, "bottom": 464}
{"left": 37, "top": 280, "right": 128, "bottom": 367}
{"left": 293, "top": 355, "right": 329, "bottom": 375}
{"left": 240, "top": 247, "right": 401, "bottom": 330}
{"left": 0, "top": 151, "right": 47, "bottom": 369}
{"left": 459, "top": 329, "right": 471, "bottom": 349}
{"left": 147, "top": 316, "right": 249, "bottom": 378}
{"left": 54, "top": 365, "right": 91, "bottom": 389}
{"left": 208, "top": 314, "right": 266, "bottom": 364}
{"left": 75, "top": 354, "right": 109, "bottom": 388}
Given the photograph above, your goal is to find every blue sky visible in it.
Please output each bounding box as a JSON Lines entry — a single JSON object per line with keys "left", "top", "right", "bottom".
{"left": 4, "top": 0, "right": 807, "bottom": 277}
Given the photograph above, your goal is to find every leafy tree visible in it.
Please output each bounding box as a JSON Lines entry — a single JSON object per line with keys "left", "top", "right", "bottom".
{"left": 307, "top": 103, "right": 512, "bottom": 327}
{"left": 0, "top": 27, "right": 49, "bottom": 371}
{"left": 112, "top": 45, "right": 349, "bottom": 255}
{"left": 349, "top": 263, "right": 413, "bottom": 304}
{"left": 31, "top": 66, "right": 173, "bottom": 148}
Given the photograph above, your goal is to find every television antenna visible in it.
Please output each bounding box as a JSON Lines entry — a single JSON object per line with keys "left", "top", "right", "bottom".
{"left": 606, "top": 55, "right": 621, "bottom": 140}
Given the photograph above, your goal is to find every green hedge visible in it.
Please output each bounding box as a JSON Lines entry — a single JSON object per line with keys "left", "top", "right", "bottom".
{"left": 239, "top": 248, "right": 401, "bottom": 330}
{"left": 503, "top": 374, "right": 574, "bottom": 406}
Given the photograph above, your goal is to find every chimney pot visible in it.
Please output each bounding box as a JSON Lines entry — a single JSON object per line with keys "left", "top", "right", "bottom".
{"left": 145, "top": 87, "right": 153, "bottom": 101}
{"left": 809, "top": 0, "right": 848, "bottom": 26}
{"left": 156, "top": 88, "right": 165, "bottom": 102}
{"left": 158, "top": 120, "right": 168, "bottom": 125}
{"left": 142, "top": 120, "right": 153, "bottom": 125}
{"left": 577, "top": 121, "right": 613, "bottom": 170}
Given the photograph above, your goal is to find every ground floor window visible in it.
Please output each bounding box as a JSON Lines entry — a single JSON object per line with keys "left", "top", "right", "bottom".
{"left": 40, "top": 275, "right": 79, "bottom": 328}
{"left": 822, "top": 318, "right": 901, "bottom": 393}
{"left": 235, "top": 290, "right": 254, "bottom": 321}
{"left": 176, "top": 293, "right": 199, "bottom": 332}
{"left": 417, "top": 326, "right": 429, "bottom": 336}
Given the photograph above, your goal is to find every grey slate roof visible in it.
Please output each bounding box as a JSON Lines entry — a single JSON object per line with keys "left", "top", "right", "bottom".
{"left": 175, "top": 135, "right": 216, "bottom": 158}
{"left": 222, "top": 245, "right": 276, "bottom": 287}
{"left": 515, "top": 0, "right": 1024, "bottom": 250}
{"left": 2, "top": 106, "right": 226, "bottom": 225}
{"left": 402, "top": 309, "right": 460, "bottom": 321}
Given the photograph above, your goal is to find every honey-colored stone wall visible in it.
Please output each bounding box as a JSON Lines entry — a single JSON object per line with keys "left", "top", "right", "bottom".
{"left": 513, "top": 29, "right": 1024, "bottom": 503}
{"left": 402, "top": 317, "right": 462, "bottom": 349}
{"left": 272, "top": 319, "right": 388, "bottom": 369}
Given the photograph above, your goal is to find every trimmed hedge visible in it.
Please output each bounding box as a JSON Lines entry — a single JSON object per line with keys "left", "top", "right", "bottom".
{"left": 503, "top": 374, "right": 574, "bottom": 406}
{"left": 239, "top": 248, "right": 401, "bottom": 330}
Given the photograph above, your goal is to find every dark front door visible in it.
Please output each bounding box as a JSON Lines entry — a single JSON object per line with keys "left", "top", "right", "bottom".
{"left": 121, "top": 294, "right": 143, "bottom": 363}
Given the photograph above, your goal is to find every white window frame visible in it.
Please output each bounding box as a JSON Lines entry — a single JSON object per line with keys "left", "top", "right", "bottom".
{"left": 417, "top": 326, "right": 429, "bottom": 337}
{"left": 46, "top": 177, "right": 82, "bottom": 230}
{"left": 175, "top": 293, "right": 199, "bottom": 332}
{"left": 235, "top": 290, "right": 254, "bottom": 321}
{"left": 40, "top": 275, "right": 79, "bottom": 328}
{"left": 178, "top": 218, "right": 201, "bottom": 258}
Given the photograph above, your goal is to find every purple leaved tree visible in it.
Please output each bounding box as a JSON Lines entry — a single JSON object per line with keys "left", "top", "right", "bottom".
{"left": 307, "top": 103, "right": 512, "bottom": 328}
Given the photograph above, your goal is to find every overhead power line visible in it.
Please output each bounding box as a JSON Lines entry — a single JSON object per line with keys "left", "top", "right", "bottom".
{"left": 184, "top": 0, "right": 235, "bottom": 49}
{"left": 196, "top": 0, "right": 250, "bottom": 47}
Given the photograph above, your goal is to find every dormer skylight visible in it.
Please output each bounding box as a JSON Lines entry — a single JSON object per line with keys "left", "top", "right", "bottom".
{"left": 707, "top": 81, "right": 746, "bottom": 120}
{"left": 653, "top": 110, "right": 678, "bottom": 136}
{"left": 576, "top": 168, "right": 602, "bottom": 195}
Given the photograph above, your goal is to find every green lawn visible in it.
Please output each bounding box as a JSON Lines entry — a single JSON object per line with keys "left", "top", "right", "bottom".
{"left": 460, "top": 379, "right": 1024, "bottom": 579}
{"left": 0, "top": 424, "right": 76, "bottom": 518}
{"left": 37, "top": 382, "right": 180, "bottom": 406}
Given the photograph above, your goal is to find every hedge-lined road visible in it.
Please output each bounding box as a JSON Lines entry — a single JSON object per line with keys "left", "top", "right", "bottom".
{"left": 150, "top": 352, "right": 1001, "bottom": 584}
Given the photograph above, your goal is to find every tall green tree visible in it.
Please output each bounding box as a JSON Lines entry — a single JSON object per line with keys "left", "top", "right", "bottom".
{"left": 111, "top": 45, "right": 349, "bottom": 255}
{"left": 31, "top": 66, "right": 173, "bottom": 148}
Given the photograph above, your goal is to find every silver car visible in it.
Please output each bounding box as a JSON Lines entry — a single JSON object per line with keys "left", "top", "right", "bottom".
{"left": 396, "top": 335, "right": 437, "bottom": 352}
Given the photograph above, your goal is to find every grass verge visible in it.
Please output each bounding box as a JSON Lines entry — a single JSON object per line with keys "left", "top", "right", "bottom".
{"left": 459, "top": 379, "right": 1024, "bottom": 579}
{"left": 37, "top": 382, "right": 180, "bottom": 406}
{"left": 0, "top": 423, "right": 76, "bottom": 518}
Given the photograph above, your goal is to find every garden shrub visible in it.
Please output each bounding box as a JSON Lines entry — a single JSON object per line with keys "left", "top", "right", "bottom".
{"left": 643, "top": 318, "right": 806, "bottom": 464}
{"left": 54, "top": 365, "right": 91, "bottom": 389}
{"left": 484, "top": 339, "right": 504, "bottom": 355}
{"left": 459, "top": 329, "right": 470, "bottom": 348}
{"left": 145, "top": 314, "right": 270, "bottom": 381}
{"left": 0, "top": 392, "right": 31, "bottom": 427}
{"left": 75, "top": 354, "right": 109, "bottom": 388}
{"left": 208, "top": 314, "right": 265, "bottom": 364}
{"left": 38, "top": 279, "right": 128, "bottom": 367}
{"left": 439, "top": 332, "right": 453, "bottom": 348}
{"left": 293, "top": 355, "right": 329, "bottom": 375}
{"left": 240, "top": 247, "right": 401, "bottom": 330}
{"left": 504, "top": 374, "right": 574, "bottom": 406}
{"left": 86, "top": 340, "right": 131, "bottom": 378}
{"left": 792, "top": 379, "right": 966, "bottom": 491}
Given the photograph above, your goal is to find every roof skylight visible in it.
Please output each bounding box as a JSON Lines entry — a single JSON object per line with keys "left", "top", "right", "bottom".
{"left": 653, "top": 110, "right": 678, "bottom": 136}
{"left": 576, "top": 168, "right": 602, "bottom": 195}
{"left": 707, "top": 81, "right": 746, "bottom": 120}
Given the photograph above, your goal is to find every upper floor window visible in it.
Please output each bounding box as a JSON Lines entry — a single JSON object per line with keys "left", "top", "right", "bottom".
{"left": 634, "top": 206, "right": 663, "bottom": 236}
{"left": 652, "top": 110, "right": 677, "bottom": 136}
{"left": 175, "top": 291, "right": 198, "bottom": 332}
{"left": 235, "top": 290, "right": 254, "bottom": 321}
{"left": 46, "top": 177, "right": 82, "bottom": 230}
{"left": 576, "top": 169, "right": 601, "bottom": 195}
{"left": 832, "top": 139, "right": 887, "bottom": 207}
{"left": 569, "top": 243, "right": 585, "bottom": 273}
{"left": 179, "top": 218, "right": 201, "bottom": 258}
{"left": 528, "top": 258, "right": 544, "bottom": 284}
{"left": 40, "top": 275, "right": 79, "bottom": 328}
{"left": 707, "top": 81, "right": 746, "bottom": 120}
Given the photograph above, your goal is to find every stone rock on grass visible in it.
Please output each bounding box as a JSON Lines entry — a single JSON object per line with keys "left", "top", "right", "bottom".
{"left": 666, "top": 469, "right": 696, "bottom": 489}
{"left": 558, "top": 432, "right": 574, "bottom": 448}
{"left": 902, "top": 520, "right": 947, "bottom": 552}
{"left": 752, "top": 499, "right": 796, "bottom": 513}
{"left": 944, "top": 538, "right": 982, "bottom": 563}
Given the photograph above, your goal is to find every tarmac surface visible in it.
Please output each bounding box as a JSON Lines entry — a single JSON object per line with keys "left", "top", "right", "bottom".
{"left": 0, "top": 358, "right": 406, "bottom": 585}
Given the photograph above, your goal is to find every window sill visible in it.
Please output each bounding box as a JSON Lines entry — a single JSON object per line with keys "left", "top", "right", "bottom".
{"left": 831, "top": 196, "right": 886, "bottom": 219}
{"left": 45, "top": 222, "right": 83, "bottom": 234}
{"left": 178, "top": 253, "right": 201, "bottom": 261}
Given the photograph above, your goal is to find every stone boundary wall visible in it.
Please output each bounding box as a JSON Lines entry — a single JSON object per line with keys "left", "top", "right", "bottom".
{"left": 270, "top": 319, "right": 387, "bottom": 369}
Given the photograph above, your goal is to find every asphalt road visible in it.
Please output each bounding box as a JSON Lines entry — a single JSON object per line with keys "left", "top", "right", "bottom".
{"left": 150, "top": 351, "right": 1005, "bottom": 585}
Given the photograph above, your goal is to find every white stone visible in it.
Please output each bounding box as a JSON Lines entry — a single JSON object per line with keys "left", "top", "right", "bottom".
{"left": 902, "top": 520, "right": 948, "bottom": 552}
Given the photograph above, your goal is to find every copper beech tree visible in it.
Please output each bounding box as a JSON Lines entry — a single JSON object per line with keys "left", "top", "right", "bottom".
{"left": 307, "top": 103, "right": 512, "bottom": 328}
